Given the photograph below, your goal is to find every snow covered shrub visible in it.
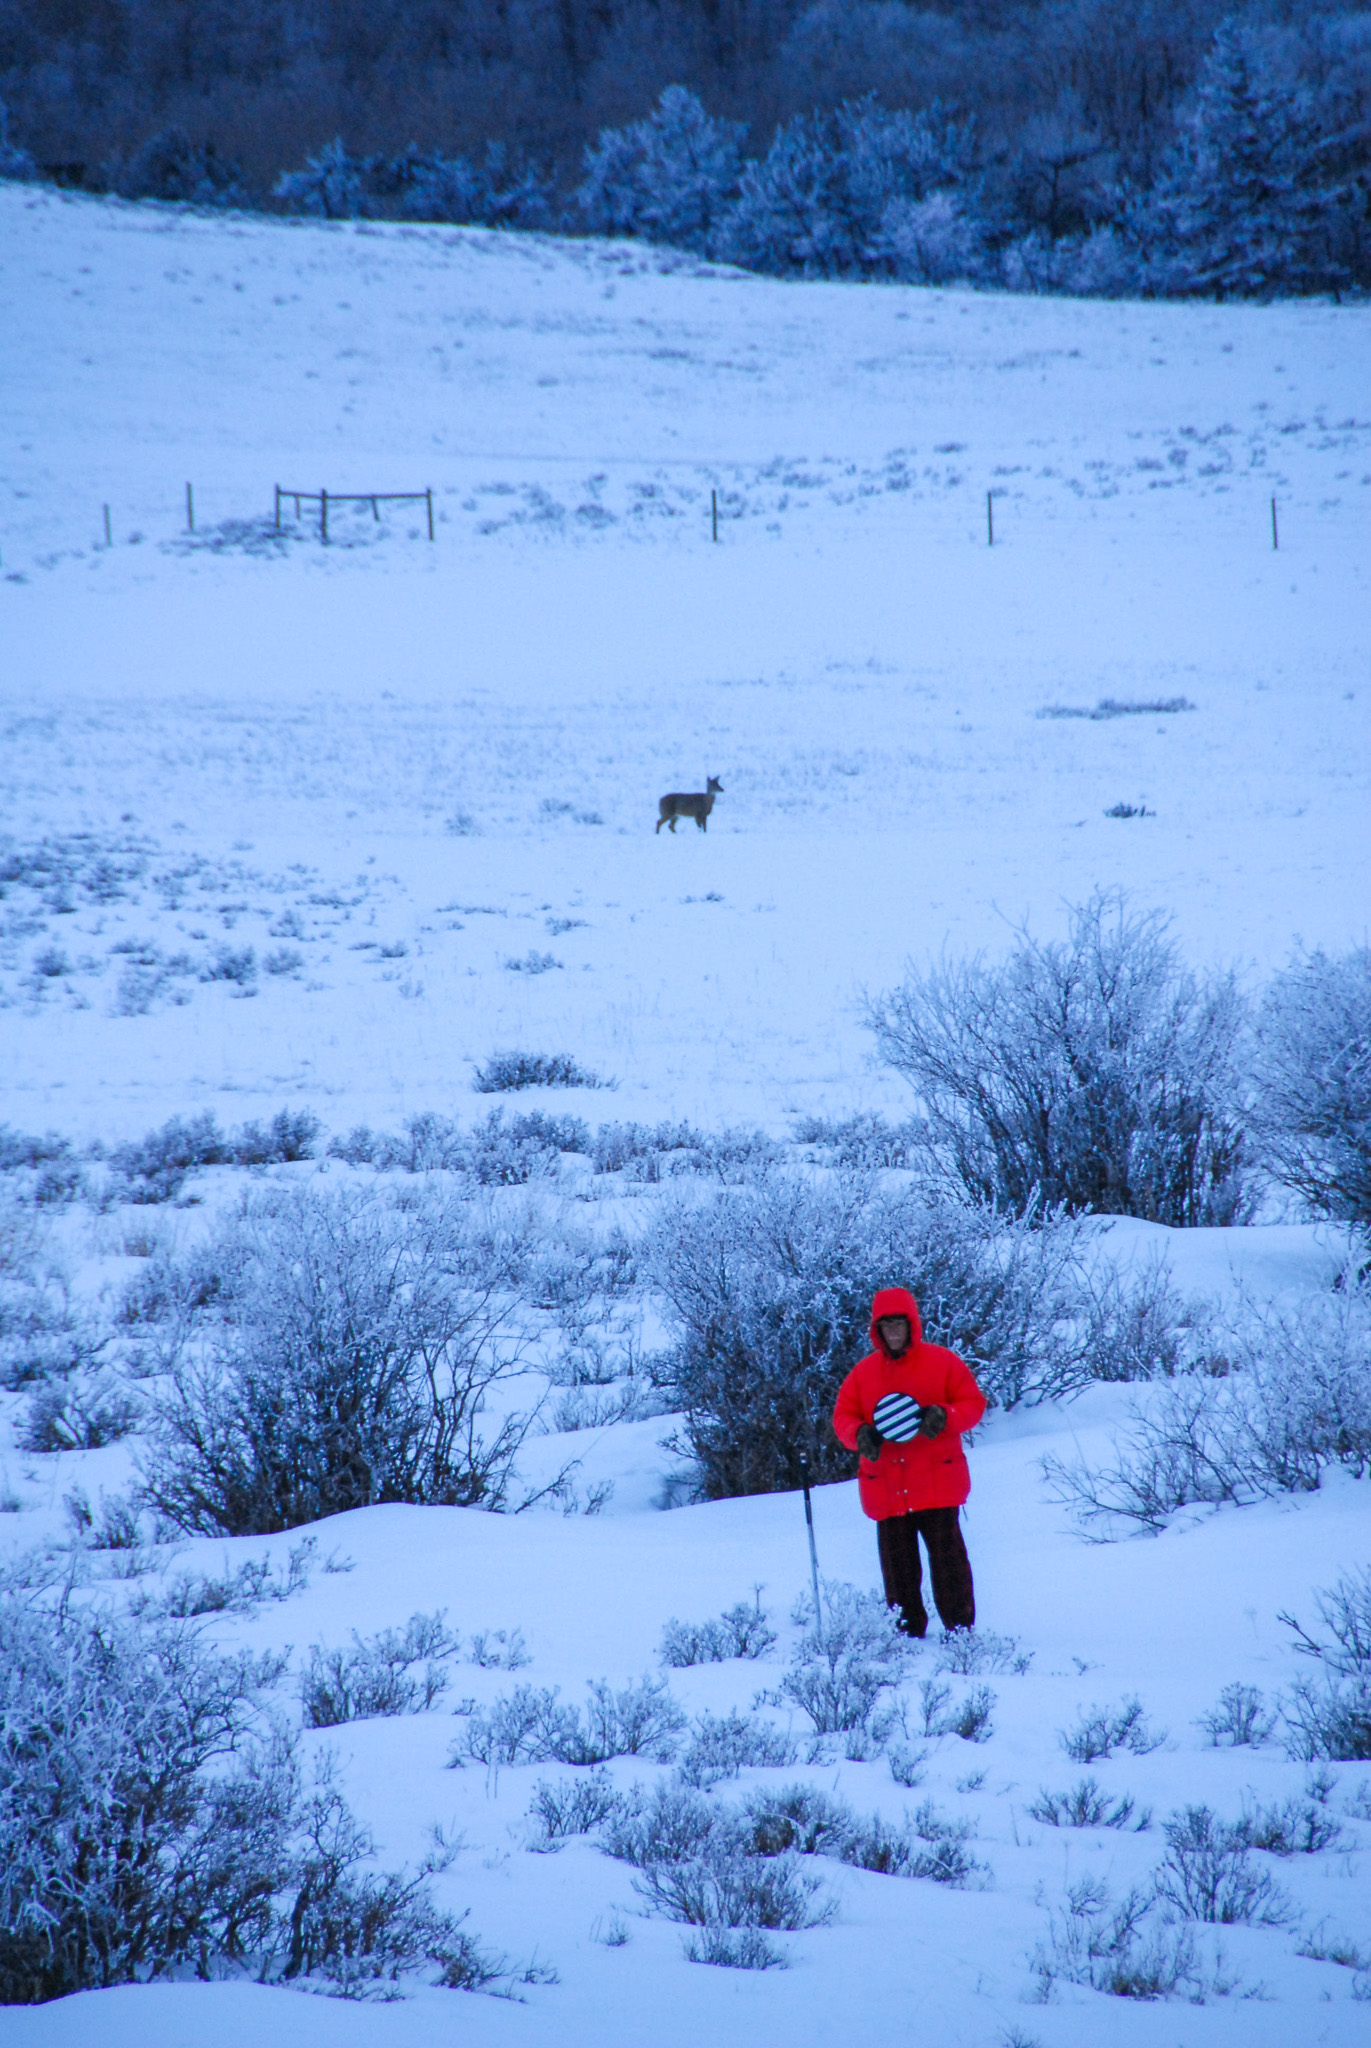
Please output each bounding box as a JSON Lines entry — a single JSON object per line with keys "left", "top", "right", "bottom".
{"left": 739, "top": 1784, "right": 852, "bottom": 1857}
{"left": 660, "top": 1593, "right": 776, "bottom": 1666}
{"left": 1028, "top": 1781, "right": 1150, "bottom": 1830}
{"left": 274, "top": 140, "right": 368, "bottom": 218}
{"left": 118, "top": 128, "right": 244, "bottom": 206}
{"left": 676, "top": 1710, "right": 797, "bottom": 1789}
{"left": 467, "top": 1107, "right": 589, "bottom": 1185}
{"left": 474, "top": 1051, "right": 603, "bottom": 1092}
{"left": 201, "top": 944, "right": 257, "bottom": 986}
{"left": 107, "top": 1110, "right": 230, "bottom": 1203}
{"left": 683, "top": 1925, "right": 787, "bottom": 1969}
{"left": 1060, "top": 1698, "right": 1166, "bottom": 1763}
{"left": 720, "top": 96, "right": 980, "bottom": 280}
{"left": 1254, "top": 945, "right": 1371, "bottom": 1227}
{"left": 455, "top": 1678, "right": 685, "bottom": 1767}
{"left": 386, "top": 142, "right": 551, "bottom": 228}
{"left": 19, "top": 1374, "right": 139, "bottom": 1452}
{"left": 918, "top": 1678, "right": 996, "bottom": 1742}
{"left": 740, "top": 1783, "right": 980, "bottom": 1885}
{"left": 775, "top": 1581, "right": 908, "bottom": 1734}
{"left": 1032, "top": 1877, "right": 1206, "bottom": 2001}
{"left": 141, "top": 1186, "right": 535, "bottom": 1534}
{"left": 467, "top": 1628, "right": 529, "bottom": 1670}
{"left": 301, "top": 1613, "right": 460, "bottom": 1726}
{"left": 937, "top": 1628, "right": 1030, "bottom": 1676}
{"left": 789, "top": 1111, "right": 922, "bottom": 1170}
{"left": 577, "top": 86, "right": 745, "bottom": 252}
{"left": 1239, "top": 1779, "right": 1341, "bottom": 1856}
{"left": 866, "top": 891, "right": 1251, "bottom": 1226}
{"left": 0, "top": 1581, "right": 493, "bottom": 2003}
{"left": 526, "top": 1772, "right": 626, "bottom": 1847}
{"left": 588, "top": 1119, "right": 706, "bottom": 1175}
{"left": 1043, "top": 1285, "right": 1371, "bottom": 1532}
{"left": 1154, "top": 1805, "right": 1293, "bottom": 1925}
{"left": 1280, "top": 1568, "right": 1371, "bottom": 1761}
{"left": 151, "top": 1537, "right": 317, "bottom": 1620}
{"left": 231, "top": 1108, "right": 320, "bottom": 1166}
{"left": 633, "top": 1841, "right": 830, "bottom": 1935}
{"left": 1284, "top": 1676, "right": 1371, "bottom": 1761}
{"left": 1199, "top": 1682, "right": 1275, "bottom": 1748}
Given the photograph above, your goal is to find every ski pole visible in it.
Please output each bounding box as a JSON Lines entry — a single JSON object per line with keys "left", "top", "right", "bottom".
{"left": 799, "top": 1451, "right": 823, "bottom": 1637}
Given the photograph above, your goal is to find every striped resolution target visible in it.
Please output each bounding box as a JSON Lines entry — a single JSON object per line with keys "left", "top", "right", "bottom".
{"left": 872, "top": 1391, "right": 926, "bottom": 1443}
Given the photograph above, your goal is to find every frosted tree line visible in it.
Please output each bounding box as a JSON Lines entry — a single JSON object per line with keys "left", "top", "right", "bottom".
{"left": 2, "top": 3, "right": 1369, "bottom": 296}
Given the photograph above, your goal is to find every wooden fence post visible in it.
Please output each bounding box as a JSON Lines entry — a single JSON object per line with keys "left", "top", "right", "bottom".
{"left": 186, "top": 482, "right": 194, "bottom": 533}
{"left": 274, "top": 485, "right": 281, "bottom": 532}
{"left": 426, "top": 488, "right": 434, "bottom": 541}
{"left": 103, "top": 504, "right": 112, "bottom": 547}
{"left": 986, "top": 491, "right": 994, "bottom": 547}
{"left": 711, "top": 489, "right": 718, "bottom": 543}
{"left": 320, "top": 488, "right": 328, "bottom": 544}
{"left": 1271, "top": 497, "right": 1279, "bottom": 551}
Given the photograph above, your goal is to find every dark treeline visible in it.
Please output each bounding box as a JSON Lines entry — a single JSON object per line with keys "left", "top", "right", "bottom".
{"left": 2, "top": 1, "right": 1370, "bottom": 293}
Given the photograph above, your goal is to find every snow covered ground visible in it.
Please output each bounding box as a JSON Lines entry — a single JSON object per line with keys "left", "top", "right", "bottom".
{"left": 1, "top": 184, "right": 1369, "bottom": 2046}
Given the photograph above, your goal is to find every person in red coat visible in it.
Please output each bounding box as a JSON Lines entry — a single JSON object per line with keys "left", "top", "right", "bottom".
{"left": 832, "top": 1285, "right": 986, "bottom": 1636}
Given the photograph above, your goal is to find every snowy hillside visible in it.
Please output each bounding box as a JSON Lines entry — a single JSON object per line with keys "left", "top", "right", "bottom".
{"left": 1, "top": 185, "right": 1369, "bottom": 2048}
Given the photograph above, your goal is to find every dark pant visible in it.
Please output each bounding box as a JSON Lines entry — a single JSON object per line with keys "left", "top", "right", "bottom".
{"left": 877, "top": 1508, "right": 975, "bottom": 1636}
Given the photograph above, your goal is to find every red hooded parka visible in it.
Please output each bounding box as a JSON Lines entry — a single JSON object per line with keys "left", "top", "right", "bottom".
{"left": 832, "top": 1287, "right": 986, "bottom": 1521}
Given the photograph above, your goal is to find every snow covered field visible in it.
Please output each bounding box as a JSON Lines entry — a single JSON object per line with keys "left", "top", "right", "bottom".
{"left": 1, "top": 183, "right": 1369, "bottom": 2046}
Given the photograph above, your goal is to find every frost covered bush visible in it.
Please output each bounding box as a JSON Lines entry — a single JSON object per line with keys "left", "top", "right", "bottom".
{"left": 1199, "top": 1682, "right": 1275, "bottom": 1748}
{"left": 1032, "top": 1876, "right": 1208, "bottom": 2001}
{"left": 1254, "top": 945, "right": 1371, "bottom": 1228}
{"left": 118, "top": 128, "right": 244, "bottom": 205}
{"left": 301, "top": 1613, "right": 460, "bottom": 1726}
{"left": 106, "top": 1107, "right": 319, "bottom": 1203}
{"left": 474, "top": 1052, "right": 604, "bottom": 1092}
{"left": 916, "top": 1677, "right": 996, "bottom": 1742}
{"left": 274, "top": 139, "right": 550, "bottom": 226}
{"left": 467, "top": 1107, "right": 589, "bottom": 1185}
{"left": 1154, "top": 1805, "right": 1292, "bottom": 1925}
{"left": 1279, "top": 1567, "right": 1371, "bottom": 1761}
{"left": 1028, "top": 1781, "right": 1150, "bottom": 1830}
{"left": 650, "top": 1169, "right": 1191, "bottom": 1497}
{"left": 1060, "top": 1697, "right": 1166, "bottom": 1763}
{"left": 1043, "top": 1285, "right": 1371, "bottom": 1532}
{"left": 107, "top": 1110, "right": 230, "bottom": 1202}
{"left": 141, "top": 1186, "right": 536, "bottom": 1535}
{"left": 19, "top": 1374, "right": 139, "bottom": 1452}
{"left": 660, "top": 1593, "right": 776, "bottom": 1666}
{"left": 866, "top": 891, "right": 1251, "bottom": 1226}
{"left": 455, "top": 1677, "right": 685, "bottom": 1767}
{"left": 676, "top": 1710, "right": 797, "bottom": 1789}
{"left": 0, "top": 1582, "right": 492, "bottom": 2003}
{"left": 577, "top": 87, "right": 744, "bottom": 252}
{"left": 775, "top": 1581, "right": 908, "bottom": 1735}
{"left": 525, "top": 1772, "right": 626, "bottom": 1847}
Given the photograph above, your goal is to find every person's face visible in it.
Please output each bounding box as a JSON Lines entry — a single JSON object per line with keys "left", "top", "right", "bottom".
{"left": 878, "top": 1315, "right": 911, "bottom": 1356}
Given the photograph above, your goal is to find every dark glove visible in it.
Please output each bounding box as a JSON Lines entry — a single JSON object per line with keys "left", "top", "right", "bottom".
{"left": 917, "top": 1404, "right": 948, "bottom": 1440}
{"left": 855, "top": 1422, "right": 884, "bottom": 1461}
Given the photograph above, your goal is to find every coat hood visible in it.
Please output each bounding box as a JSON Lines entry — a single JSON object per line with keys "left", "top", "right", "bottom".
{"left": 869, "top": 1286, "right": 923, "bottom": 1356}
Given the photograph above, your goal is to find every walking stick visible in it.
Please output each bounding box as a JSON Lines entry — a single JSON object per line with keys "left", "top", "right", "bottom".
{"left": 799, "top": 1451, "right": 824, "bottom": 1638}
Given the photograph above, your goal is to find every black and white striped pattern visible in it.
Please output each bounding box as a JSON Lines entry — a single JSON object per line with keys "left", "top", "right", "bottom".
{"left": 873, "top": 1391, "right": 926, "bottom": 1443}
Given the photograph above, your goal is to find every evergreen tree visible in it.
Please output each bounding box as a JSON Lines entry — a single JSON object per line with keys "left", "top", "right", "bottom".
{"left": 1144, "top": 17, "right": 1356, "bottom": 297}
{"left": 577, "top": 87, "right": 745, "bottom": 253}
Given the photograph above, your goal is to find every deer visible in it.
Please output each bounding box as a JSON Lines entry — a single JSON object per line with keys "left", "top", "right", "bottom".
{"left": 656, "top": 776, "right": 723, "bottom": 834}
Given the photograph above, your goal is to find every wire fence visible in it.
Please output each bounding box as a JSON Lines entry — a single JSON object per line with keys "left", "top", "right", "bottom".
{"left": 274, "top": 484, "right": 434, "bottom": 543}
